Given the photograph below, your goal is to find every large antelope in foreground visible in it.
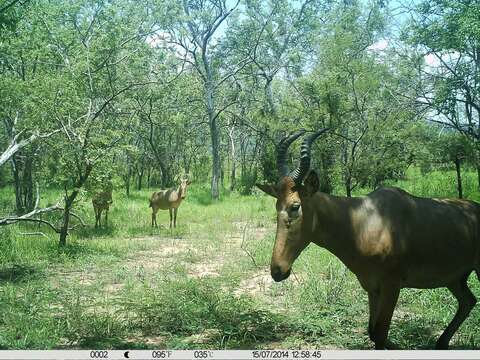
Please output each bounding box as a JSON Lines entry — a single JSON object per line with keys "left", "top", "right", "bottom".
{"left": 92, "top": 189, "right": 113, "bottom": 228}
{"left": 149, "top": 178, "right": 191, "bottom": 228}
{"left": 257, "top": 129, "right": 480, "bottom": 350}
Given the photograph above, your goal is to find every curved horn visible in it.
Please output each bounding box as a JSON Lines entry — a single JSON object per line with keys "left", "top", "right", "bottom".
{"left": 290, "top": 128, "right": 329, "bottom": 184}
{"left": 276, "top": 130, "right": 306, "bottom": 177}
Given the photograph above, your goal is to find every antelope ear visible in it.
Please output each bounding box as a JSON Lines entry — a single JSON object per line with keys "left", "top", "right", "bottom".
{"left": 304, "top": 170, "right": 319, "bottom": 195}
{"left": 256, "top": 183, "right": 278, "bottom": 198}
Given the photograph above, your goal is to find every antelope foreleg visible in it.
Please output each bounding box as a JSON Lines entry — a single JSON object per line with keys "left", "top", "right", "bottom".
{"left": 173, "top": 208, "right": 178, "bottom": 228}
{"left": 436, "top": 275, "right": 477, "bottom": 349}
{"left": 368, "top": 290, "right": 379, "bottom": 342}
{"left": 169, "top": 208, "right": 173, "bottom": 228}
{"left": 371, "top": 284, "right": 400, "bottom": 350}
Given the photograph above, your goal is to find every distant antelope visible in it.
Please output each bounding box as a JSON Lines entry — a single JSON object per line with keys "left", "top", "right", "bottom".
{"left": 149, "top": 178, "right": 191, "bottom": 228}
{"left": 257, "top": 129, "right": 480, "bottom": 349}
{"left": 92, "top": 189, "right": 113, "bottom": 228}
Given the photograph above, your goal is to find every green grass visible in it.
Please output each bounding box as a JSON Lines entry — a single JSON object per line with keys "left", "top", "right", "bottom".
{"left": 0, "top": 170, "right": 479, "bottom": 349}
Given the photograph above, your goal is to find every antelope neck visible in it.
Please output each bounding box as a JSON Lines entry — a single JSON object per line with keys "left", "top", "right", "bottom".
{"left": 309, "top": 192, "right": 363, "bottom": 269}
{"left": 177, "top": 185, "right": 184, "bottom": 198}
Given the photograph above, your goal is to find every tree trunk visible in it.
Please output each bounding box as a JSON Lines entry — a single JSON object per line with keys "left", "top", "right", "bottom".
{"left": 455, "top": 156, "right": 463, "bottom": 199}
{"left": 476, "top": 145, "right": 480, "bottom": 190}
{"left": 22, "top": 155, "right": 34, "bottom": 212}
{"left": 206, "top": 79, "right": 221, "bottom": 199}
{"left": 137, "top": 164, "right": 144, "bottom": 190}
{"left": 477, "top": 163, "right": 480, "bottom": 190}
{"left": 59, "top": 191, "right": 76, "bottom": 247}
{"left": 59, "top": 164, "right": 92, "bottom": 247}
{"left": 228, "top": 126, "right": 236, "bottom": 191}
{"left": 125, "top": 166, "right": 131, "bottom": 196}
{"left": 345, "top": 176, "right": 352, "bottom": 197}
{"left": 319, "top": 149, "right": 334, "bottom": 194}
{"left": 264, "top": 76, "right": 276, "bottom": 116}
{"left": 11, "top": 155, "right": 23, "bottom": 214}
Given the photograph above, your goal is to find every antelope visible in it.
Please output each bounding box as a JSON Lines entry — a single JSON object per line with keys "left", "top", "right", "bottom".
{"left": 92, "top": 189, "right": 113, "bottom": 228}
{"left": 256, "top": 129, "right": 480, "bottom": 350}
{"left": 149, "top": 178, "right": 191, "bottom": 228}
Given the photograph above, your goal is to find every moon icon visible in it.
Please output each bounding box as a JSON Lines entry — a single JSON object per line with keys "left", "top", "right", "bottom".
{"left": 124, "top": 351, "right": 130, "bottom": 358}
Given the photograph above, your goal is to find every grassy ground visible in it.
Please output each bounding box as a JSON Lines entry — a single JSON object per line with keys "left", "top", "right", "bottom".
{"left": 0, "top": 171, "right": 479, "bottom": 349}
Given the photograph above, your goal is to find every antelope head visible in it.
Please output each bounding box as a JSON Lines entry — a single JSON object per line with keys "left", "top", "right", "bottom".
{"left": 256, "top": 129, "right": 328, "bottom": 282}
{"left": 179, "top": 177, "right": 191, "bottom": 199}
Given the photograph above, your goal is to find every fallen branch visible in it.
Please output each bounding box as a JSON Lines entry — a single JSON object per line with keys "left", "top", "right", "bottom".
{"left": 0, "top": 203, "right": 63, "bottom": 232}
{"left": 0, "top": 199, "right": 85, "bottom": 233}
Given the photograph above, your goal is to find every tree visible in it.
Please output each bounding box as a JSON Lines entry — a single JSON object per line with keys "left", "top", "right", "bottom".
{"left": 158, "top": 0, "right": 252, "bottom": 199}
{"left": 294, "top": 1, "right": 417, "bottom": 196}
{"left": 405, "top": 0, "right": 480, "bottom": 186}
{"left": 0, "top": 0, "right": 157, "bottom": 245}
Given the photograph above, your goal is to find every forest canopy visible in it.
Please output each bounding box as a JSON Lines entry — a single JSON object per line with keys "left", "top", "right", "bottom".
{"left": 1, "top": 0, "right": 480, "bottom": 243}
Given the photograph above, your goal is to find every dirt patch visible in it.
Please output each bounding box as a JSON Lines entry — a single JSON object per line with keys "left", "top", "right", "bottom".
{"left": 188, "top": 262, "right": 220, "bottom": 278}
{"left": 125, "top": 335, "right": 167, "bottom": 347}
{"left": 124, "top": 239, "right": 197, "bottom": 271}
{"left": 185, "top": 221, "right": 273, "bottom": 280}
{"left": 181, "top": 329, "right": 222, "bottom": 345}
{"left": 231, "top": 221, "right": 272, "bottom": 242}
{"left": 105, "top": 283, "right": 124, "bottom": 294}
{"left": 234, "top": 268, "right": 274, "bottom": 297}
{"left": 52, "top": 270, "right": 96, "bottom": 289}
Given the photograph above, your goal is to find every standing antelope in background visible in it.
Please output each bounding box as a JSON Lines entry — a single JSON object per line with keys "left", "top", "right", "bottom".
{"left": 256, "top": 129, "right": 480, "bottom": 350}
{"left": 149, "top": 177, "right": 191, "bottom": 228}
{"left": 92, "top": 188, "right": 113, "bottom": 228}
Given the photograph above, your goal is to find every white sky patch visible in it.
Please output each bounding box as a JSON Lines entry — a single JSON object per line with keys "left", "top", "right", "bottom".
{"left": 146, "top": 31, "right": 190, "bottom": 60}
{"left": 424, "top": 53, "right": 440, "bottom": 67}
{"left": 368, "top": 39, "right": 389, "bottom": 52}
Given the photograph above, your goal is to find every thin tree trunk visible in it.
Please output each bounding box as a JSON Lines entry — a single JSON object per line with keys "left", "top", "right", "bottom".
{"left": 206, "top": 79, "right": 221, "bottom": 199}
{"left": 59, "top": 192, "right": 76, "bottom": 247}
{"left": 59, "top": 164, "right": 92, "bottom": 247}
{"left": 345, "top": 176, "right": 352, "bottom": 197}
{"left": 22, "top": 155, "right": 34, "bottom": 212}
{"left": 125, "top": 166, "right": 131, "bottom": 196}
{"left": 476, "top": 145, "right": 480, "bottom": 190}
{"left": 228, "top": 126, "right": 236, "bottom": 191}
{"left": 11, "top": 155, "right": 23, "bottom": 214}
{"left": 264, "top": 76, "right": 276, "bottom": 116}
{"left": 137, "top": 164, "right": 144, "bottom": 191}
{"left": 455, "top": 156, "right": 463, "bottom": 199}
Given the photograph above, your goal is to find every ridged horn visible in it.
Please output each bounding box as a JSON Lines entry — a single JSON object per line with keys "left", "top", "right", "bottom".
{"left": 290, "top": 128, "right": 329, "bottom": 184}
{"left": 276, "top": 130, "right": 306, "bottom": 177}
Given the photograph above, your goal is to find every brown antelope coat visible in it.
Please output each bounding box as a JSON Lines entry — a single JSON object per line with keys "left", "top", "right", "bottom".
{"left": 257, "top": 129, "right": 480, "bottom": 349}
{"left": 92, "top": 190, "right": 113, "bottom": 228}
{"left": 149, "top": 178, "right": 191, "bottom": 228}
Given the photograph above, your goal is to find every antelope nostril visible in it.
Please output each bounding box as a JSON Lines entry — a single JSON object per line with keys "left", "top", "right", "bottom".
{"left": 271, "top": 266, "right": 291, "bottom": 282}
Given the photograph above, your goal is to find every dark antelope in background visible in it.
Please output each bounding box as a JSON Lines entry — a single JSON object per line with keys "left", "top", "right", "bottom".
{"left": 257, "top": 129, "right": 480, "bottom": 350}
{"left": 149, "top": 178, "right": 191, "bottom": 228}
{"left": 92, "top": 189, "right": 113, "bottom": 228}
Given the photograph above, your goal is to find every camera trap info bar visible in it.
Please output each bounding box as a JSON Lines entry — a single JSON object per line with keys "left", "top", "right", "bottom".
{"left": 0, "top": 350, "right": 479, "bottom": 360}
